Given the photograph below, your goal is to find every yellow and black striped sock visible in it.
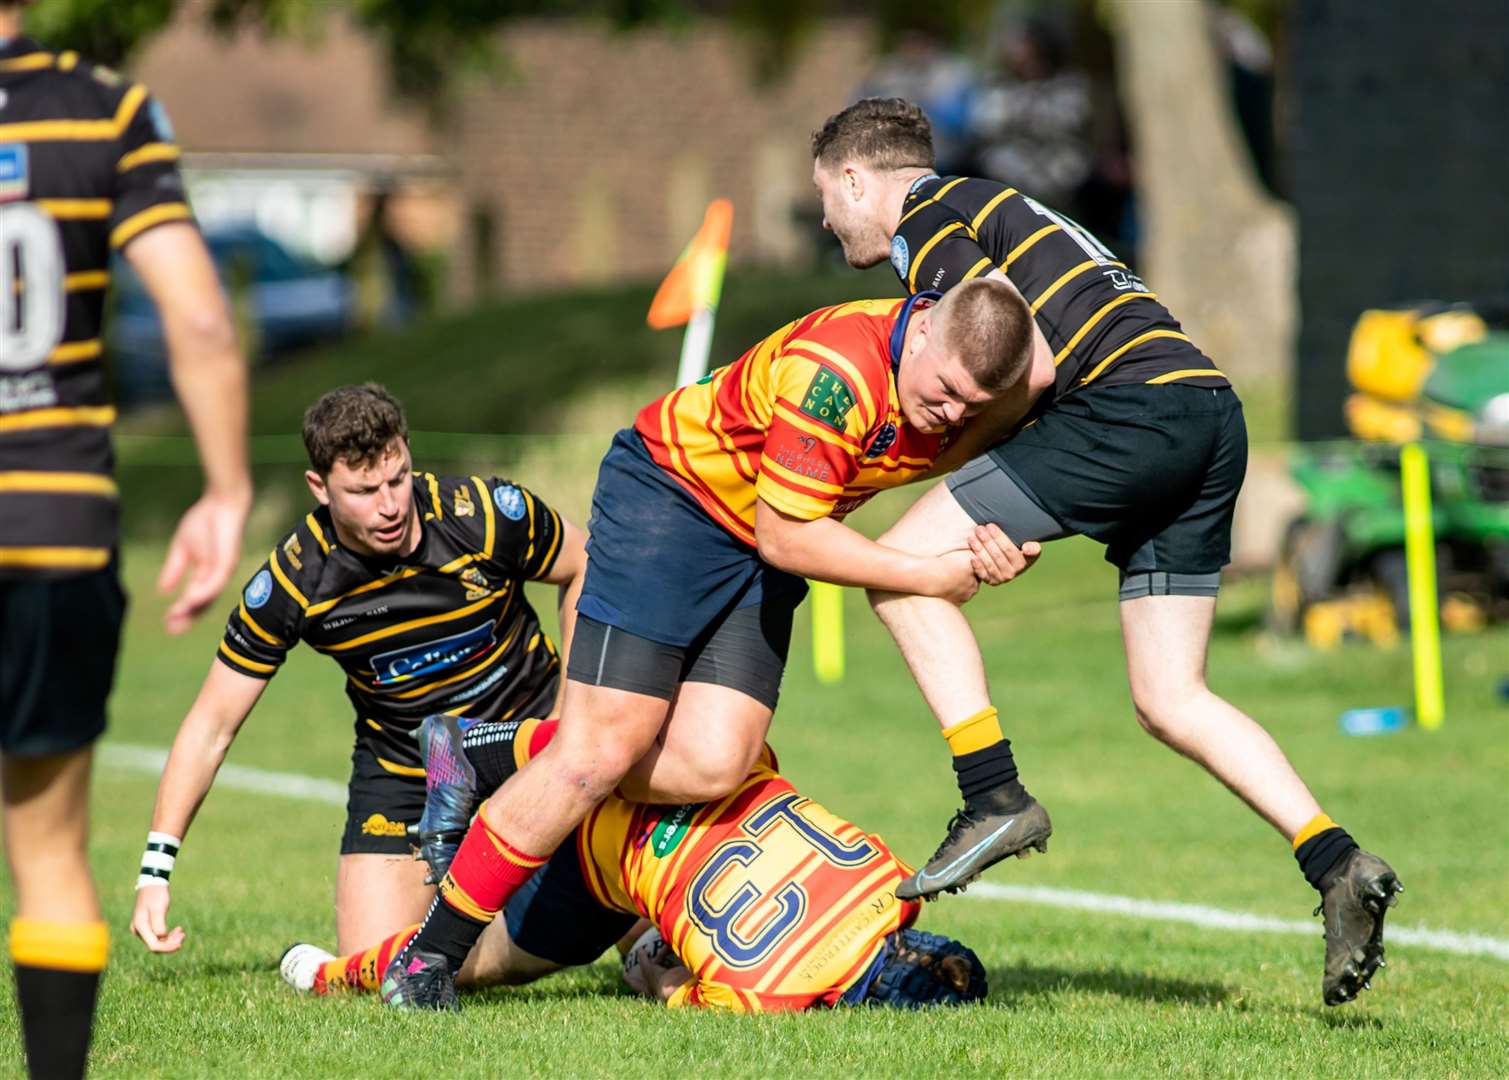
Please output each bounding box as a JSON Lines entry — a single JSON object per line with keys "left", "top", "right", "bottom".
{"left": 942, "top": 707, "right": 1025, "bottom": 805}
{"left": 11, "top": 917, "right": 108, "bottom": 1080}
{"left": 1293, "top": 812, "right": 1359, "bottom": 891}
{"left": 317, "top": 923, "right": 420, "bottom": 994}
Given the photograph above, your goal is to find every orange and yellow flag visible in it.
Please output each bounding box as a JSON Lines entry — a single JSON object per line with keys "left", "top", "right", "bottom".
{"left": 647, "top": 198, "right": 733, "bottom": 330}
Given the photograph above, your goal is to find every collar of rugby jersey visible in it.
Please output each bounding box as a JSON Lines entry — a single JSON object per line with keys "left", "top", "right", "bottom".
{"left": 0, "top": 36, "right": 42, "bottom": 59}
{"left": 889, "top": 289, "right": 942, "bottom": 378}
{"left": 907, "top": 173, "right": 941, "bottom": 196}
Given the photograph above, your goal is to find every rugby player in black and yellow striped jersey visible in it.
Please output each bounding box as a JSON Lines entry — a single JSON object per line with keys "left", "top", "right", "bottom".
{"left": 1, "top": 6, "right": 252, "bottom": 1076}
{"left": 810, "top": 98, "right": 1400, "bottom": 1008}
{"left": 128, "top": 385, "right": 587, "bottom": 962}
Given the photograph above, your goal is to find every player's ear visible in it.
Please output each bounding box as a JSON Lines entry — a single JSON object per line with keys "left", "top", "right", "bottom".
{"left": 843, "top": 164, "right": 864, "bottom": 202}
{"left": 305, "top": 469, "right": 330, "bottom": 506}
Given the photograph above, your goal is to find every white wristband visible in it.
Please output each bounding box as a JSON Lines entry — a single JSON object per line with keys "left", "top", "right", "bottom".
{"left": 136, "top": 831, "right": 181, "bottom": 890}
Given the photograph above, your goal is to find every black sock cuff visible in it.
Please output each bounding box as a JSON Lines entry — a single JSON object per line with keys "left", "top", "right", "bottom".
{"left": 952, "top": 739, "right": 1020, "bottom": 802}
{"left": 1295, "top": 826, "right": 1359, "bottom": 891}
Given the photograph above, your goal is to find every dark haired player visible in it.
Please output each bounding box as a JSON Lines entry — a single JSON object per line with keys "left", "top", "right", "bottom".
{"left": 1, "top": 5, "right": 251, "bottom": 1076}
{"left": 128, "top": 383, "right": 586, "bottom": 959}
{"left": 282, "top": 719, "right": 987, "bottom": 1013}
{"left": 808, "top": 97, "right": 1400, "bottom": 1006}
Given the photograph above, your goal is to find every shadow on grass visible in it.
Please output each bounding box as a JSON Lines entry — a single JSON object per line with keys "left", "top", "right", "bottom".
{"left": 1318, "top": 1010, "right": 1385, "bottom": 1030}
{"left": 987, "top": 962, "right": 1229, "bottom": 1007}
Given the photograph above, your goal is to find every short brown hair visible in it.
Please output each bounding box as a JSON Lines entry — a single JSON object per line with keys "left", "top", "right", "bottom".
{"left": 302, "top": 383, "right": 409, "bottom": 474}
{"left": 933, "top": 280, "right": 1034, "bottom": 393}
{"left": 811, "top": 97, "right": 936, "bottom": 171}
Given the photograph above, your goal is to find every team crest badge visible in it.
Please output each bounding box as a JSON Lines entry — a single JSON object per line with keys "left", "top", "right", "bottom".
{"left": 889, "top": 235, "right": 910, "bottom": 277}
{"left": 453, "top": 485, "right": 475, "bottom": 517}
{"left": 460, "top": 566, "right": 492, "bottom": 601}
{"left": 863, "top": 423, "right": 898, "bottom": 459}
{"left": 245, "top": 569, "right": 273, "bottom": 609}
{"left": 493, "top": 484, "right": 526, "bottom": 521}
{"left": 281, "top": 534, "right": 304, "bottom": 571}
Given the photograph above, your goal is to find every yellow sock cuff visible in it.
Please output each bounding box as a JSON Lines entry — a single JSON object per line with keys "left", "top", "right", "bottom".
{"left": 1292, "top": 812, "right": 1338, "bottom": 851}
{"left": 941, "top": 707, "right": 1003, "bottom": 757}
{"left": 9, "top": 918, "right": 108, "bottom": 973}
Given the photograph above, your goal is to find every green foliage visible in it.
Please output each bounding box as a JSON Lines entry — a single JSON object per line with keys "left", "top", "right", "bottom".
{"left": 21, "top": 0, "right": 176, "bottom": 67}
{"left": 21, "top": 0, "right": 1007, "bottom": 101}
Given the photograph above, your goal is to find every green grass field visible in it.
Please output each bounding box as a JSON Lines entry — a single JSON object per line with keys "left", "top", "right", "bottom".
{"left": 4, "top": 267, "right": 1506, "bottom": 1076}
{"left": 1, "top": 534, "right": 1504, "bottom": 1078}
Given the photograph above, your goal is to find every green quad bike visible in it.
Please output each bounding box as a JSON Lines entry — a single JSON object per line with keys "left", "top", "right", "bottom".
{"left": 1270, "top": 304, "right": 1509, "bottom": 647}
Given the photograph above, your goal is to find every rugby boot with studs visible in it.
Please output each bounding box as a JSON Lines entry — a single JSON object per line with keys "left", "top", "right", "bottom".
{"left": 1316, "top": 848, "right": 1402, "bottom": 1006}
{"left": 381, "top": 949, "right": 460, "bottom": 1011}
{"left": 408, "top": 714, "right": 478, "bottom": 885}
{"left": 897, "top": 786, "right": 1052, "bottom": 900}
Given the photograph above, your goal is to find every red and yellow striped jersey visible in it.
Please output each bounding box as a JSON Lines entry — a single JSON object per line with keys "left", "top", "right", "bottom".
{"left": 577, "top": 756, "right": 920, "bottom": 1012}
{"left": 634, "top": 298, "right": 955, "bottom": 546}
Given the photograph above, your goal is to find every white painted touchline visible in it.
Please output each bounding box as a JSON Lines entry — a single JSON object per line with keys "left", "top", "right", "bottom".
{"left": 962, "top": 882, "right": 1509, "bottom": 962}
{"left": 102, "top": 743, "right": 347, "bottom": 806}
{"left": 103, "top": 742, "right": 1509, "bottom": 962}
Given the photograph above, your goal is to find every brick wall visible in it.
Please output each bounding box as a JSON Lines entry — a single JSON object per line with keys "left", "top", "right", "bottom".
{"left": 446, "top": 19, "right": 874, "bottom": 301}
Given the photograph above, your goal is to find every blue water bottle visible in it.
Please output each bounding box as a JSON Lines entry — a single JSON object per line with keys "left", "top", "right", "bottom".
{"left": 1339, "top": 707, "right": 1408, "bottom": 736}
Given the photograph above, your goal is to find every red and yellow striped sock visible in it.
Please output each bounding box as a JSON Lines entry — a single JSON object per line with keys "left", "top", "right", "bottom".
{"left": 316, "top": 923, "right": 420, "bottom": 995}
{"left": 514, "top": 718, "right": 558, "bottom": 770}
{"left": 441, "top": 804, "right": 550, "bottom": 922}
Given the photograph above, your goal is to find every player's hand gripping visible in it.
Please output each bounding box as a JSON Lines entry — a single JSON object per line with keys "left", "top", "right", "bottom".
{"left": 158, "top": 489, "right": 251, "bottom": 635}
{"left": 130, "top": 884, "right": 186, "bottom": 953}
{"left": 967, "top": 524, "right": 1041, "bottom": 586}
{"left": 926, "top": 549, "right": 984, "bottom": 605}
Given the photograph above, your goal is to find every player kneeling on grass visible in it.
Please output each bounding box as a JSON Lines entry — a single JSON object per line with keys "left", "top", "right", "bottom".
{"left": 281, "top": 715, "right": 986, "bottom": 1012}
{"left": 131, "top": 384, "right": 587, "bottom": 959}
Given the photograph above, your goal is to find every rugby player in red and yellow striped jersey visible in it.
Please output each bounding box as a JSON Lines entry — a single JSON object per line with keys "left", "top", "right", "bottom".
{"left": 638, "top": 296, "right": 979, "bottom": 545}
{"left": 284, "top": 725, "right": 986, "bottom": 1012}
{"left": 380, "top": 281, "right": 1037, "bottom": 1008}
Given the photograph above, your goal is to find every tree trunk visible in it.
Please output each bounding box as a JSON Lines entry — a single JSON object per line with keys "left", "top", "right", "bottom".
{"left": 1108, "top": 0, "right": 1294, "bottom": 386}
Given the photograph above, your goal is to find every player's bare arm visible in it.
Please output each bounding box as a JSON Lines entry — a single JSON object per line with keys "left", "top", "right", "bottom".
{"left": 125, "top": 222, "right": 252, "bottom": 634}
{"left": 535, "top": 516, "right": 587, "bottom": 715}
{"left": 129, "top": 664, "right": 268, "bottom": 952}
{"left": 754, "top": 498, "right": 980, "bottom": 604}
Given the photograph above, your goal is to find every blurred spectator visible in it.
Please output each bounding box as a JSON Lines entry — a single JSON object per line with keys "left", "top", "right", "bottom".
{"left": 857, "top": 30, "right": 980, "bottom": 175}
{"left": 347, "top": 185, "right": 419, "bottom": 329}
{"left": 968, "top": 14, "right": 1092, "bottom": 210}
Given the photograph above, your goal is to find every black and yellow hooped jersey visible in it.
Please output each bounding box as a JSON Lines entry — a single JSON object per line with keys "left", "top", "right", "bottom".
{"left": 217, "top": 473, "right": 565, "bottom": 771}
{"left": 890, "top": 175, "right": 1229, "bottom": 401}
{"left": 0, "top": 37, "right": 196, "bottom": 577}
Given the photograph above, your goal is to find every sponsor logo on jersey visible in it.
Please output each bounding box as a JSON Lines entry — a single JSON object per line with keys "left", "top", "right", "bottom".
{"left": 0, "top": 143, "right": 28, "bottom": 203}
{"left": 889, "top": 234, "right": 910, "bottom": 277}
{"left": 800, "top": 368, "right": 856, "bottom": 433}
{"left": 245, "top": 568, "right": 273, "bottom": 609}
{"left": 649, "top": 804, "right": 698, "bottom": 858}
{"left": 493, "top": 484, "right": 526, "bottom": 521}
{"left": 360, "top": 813, "right": 408, "bottom": 838}
{"left": 370, "top": 620, "right": 496, "bottom": 686}
{"left": 453, "top": 485, "right": 475, "bottom": 517}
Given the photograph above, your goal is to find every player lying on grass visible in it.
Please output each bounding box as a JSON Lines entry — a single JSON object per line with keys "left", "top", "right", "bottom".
{"left": 130, "top": 384, "right": 587, "bottom": 956}
{"left": 378, "top": 279, "right": 1043, "bottom": 1008}
{"left": 810, "top": 97, "right": 1401, "bottom": 1006}
{"left": 281, "top": 715, "right": 986, "bottom": 1012}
